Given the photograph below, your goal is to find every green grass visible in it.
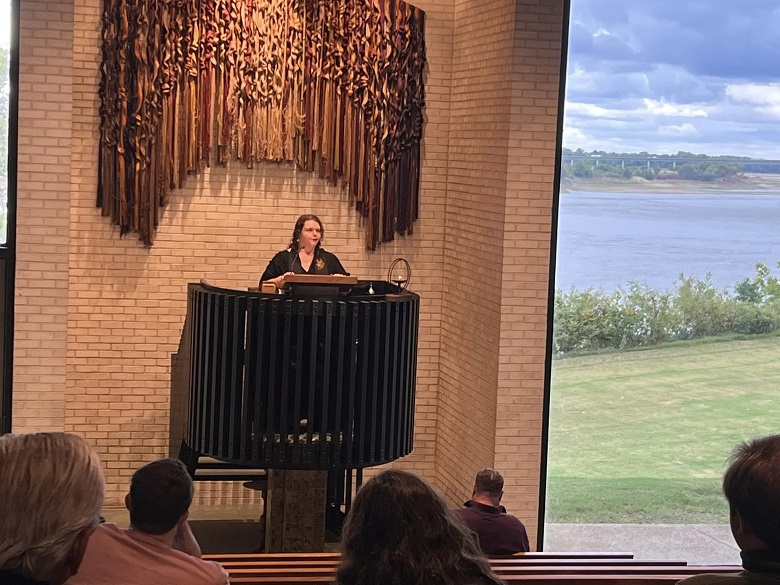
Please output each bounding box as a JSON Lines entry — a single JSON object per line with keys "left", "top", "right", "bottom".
{"left": 546, "top": 477, "right": 725, "bottom": 523}
{"left": 547, "top": 336, "right": 780, "bottom": 523}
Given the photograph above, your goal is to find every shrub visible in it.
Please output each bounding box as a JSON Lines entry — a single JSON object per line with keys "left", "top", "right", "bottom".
{"left": 553, "top": 264, "right": 780, "bottom": 355}
{"left": 732, "top": 305, "right": 779, "bottom": 335}
{"left": 673, "top": 274, "right": 732, "bottom": 338}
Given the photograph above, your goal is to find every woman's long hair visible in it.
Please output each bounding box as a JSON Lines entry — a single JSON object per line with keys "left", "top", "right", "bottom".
{"left": 288, "top": 214, "right": 324, "bottom": 252}
{"left": 337, "top": 470, "right": 503, "bottom": 585}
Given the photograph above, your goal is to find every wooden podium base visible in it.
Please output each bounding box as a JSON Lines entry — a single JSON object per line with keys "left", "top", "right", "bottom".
{"left": 264, "top": 469, "right": 327, "bottom": 552}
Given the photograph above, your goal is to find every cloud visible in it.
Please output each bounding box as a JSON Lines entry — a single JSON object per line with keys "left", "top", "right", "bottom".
{"left": 566, "top": 102, "right": 620, "bottom": 119}
{"left": 725, "top": 83, "right": 780, "bottom": 117}
{"left": 658, "top": 123, "right": 698, "bottom": 137}
{"left": 563, "top": 126, "right": 589, "bottom": 144}
{"left": 569, "top": 0, "right": 780, "bottom": 81}
{"left": 565, "top": 99, "right": 708, "bottom": 121}
{"left": 642, "top": 99, "right": 708, "bottom": 118}
{"left": 562, "top": 0, "right": 780, "bottom": 157}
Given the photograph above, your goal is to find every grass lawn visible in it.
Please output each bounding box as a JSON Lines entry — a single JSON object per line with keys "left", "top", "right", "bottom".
{"left": 547, "top": 336, "right": 780, "bottom": 523}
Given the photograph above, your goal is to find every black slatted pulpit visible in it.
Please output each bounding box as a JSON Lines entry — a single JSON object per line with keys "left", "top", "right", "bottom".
{"left": 170, "top": 279, "right": 419, "bottom": 547}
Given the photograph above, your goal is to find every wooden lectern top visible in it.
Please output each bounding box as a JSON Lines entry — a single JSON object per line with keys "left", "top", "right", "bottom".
{"left": 280, "top": 274, "right": 358, "bottom": 287}
{"left": 272, "top": 273, "right": 358, "bottom": 295}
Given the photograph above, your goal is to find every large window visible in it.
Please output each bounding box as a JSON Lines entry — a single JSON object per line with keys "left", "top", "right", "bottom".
{"left": 545, "top": 0, "right": 780, "bottom": 564}
{"left": 0, "top": 0, "right": 10, "bottom": 244}
{"left": 0, "top": 0, "right": 17, "bottom": 433}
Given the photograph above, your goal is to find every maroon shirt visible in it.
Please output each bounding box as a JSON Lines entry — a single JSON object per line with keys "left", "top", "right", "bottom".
{"left": 455, "top": 500, "right": 530, "bottom": 555}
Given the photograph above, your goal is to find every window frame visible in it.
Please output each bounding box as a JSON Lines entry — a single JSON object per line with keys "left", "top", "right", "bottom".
{"left": 1, "top": 0, "right": 20, "bottom": 434}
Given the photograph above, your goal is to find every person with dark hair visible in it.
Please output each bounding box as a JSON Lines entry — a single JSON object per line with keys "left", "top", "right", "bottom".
{"left": 454, "top": 468, "right": 530, "bottom": 556}
{"left": 0, "top": 432, "right": 105, "bottom": 585}
{"left": 678, "top": 435, "right": 780, "bottom": 585}
{"left": 66, "top": 458, "right": 228, "bottom": 585}
{"left": 336, "top": 469, "right": 504, "bottom": 585}
{"left": 260, "top": 214, "right": 348, "bottom": 288}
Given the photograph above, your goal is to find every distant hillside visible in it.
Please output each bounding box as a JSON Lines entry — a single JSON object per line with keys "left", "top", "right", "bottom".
{"left": 560, "top": 172, "right": 780, "bottom": 193}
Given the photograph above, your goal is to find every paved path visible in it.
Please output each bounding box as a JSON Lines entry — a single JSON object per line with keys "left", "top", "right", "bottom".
{"left": 545, "top": 524, "right": 741, "bottom": 565}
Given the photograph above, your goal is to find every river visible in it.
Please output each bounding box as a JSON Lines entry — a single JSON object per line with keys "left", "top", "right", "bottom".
{"left": 555, "top": 191, "right": 780, "bottom": 292}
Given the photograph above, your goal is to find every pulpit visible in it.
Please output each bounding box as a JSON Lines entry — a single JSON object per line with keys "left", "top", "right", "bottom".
{"left": 170, "top": 279, "right": 419, "bottom": 549}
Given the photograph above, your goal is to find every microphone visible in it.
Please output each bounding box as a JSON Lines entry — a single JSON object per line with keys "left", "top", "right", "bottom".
{"left": 288, "top": 249, "right": 298, "bottom": 273}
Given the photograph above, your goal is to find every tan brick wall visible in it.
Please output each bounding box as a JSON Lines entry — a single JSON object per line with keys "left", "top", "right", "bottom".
{"left": 13, "top": 0, "right": 74, "bottom": 433}
{"left": 495, "top": 0, "right": 566, "bottom": 548}
{"left": 436, "top": 0, "right": 564, "bottom": 549}
{"left": 14, "top": 0, "right": 565, "bottom": 528}
{"left": 437, "top": 0, "right": 516, "bottom": 504}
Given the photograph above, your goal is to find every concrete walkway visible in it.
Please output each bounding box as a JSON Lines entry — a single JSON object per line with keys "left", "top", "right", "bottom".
{"left": 545, "top": 524, "right": 741, "bottom": 566}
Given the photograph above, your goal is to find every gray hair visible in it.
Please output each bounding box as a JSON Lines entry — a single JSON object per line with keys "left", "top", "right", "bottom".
{"left": 0, "top": 432, "right": 105, "bottom": 581}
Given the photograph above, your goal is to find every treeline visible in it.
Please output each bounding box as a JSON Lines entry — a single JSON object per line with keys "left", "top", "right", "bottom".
{"left": 561, "top": 159, "right": 742, "bottom": 182}
{"left": 560, "top": 147, "right": 780, "bottom": 181}
{"left": 554, "top": 262, "right": 780, "bottom": 354}
{"left": 563, "top": 148, "right": 752, "bottom": 161}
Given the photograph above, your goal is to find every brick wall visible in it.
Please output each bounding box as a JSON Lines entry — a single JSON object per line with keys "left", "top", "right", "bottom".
{"left": 14, "top": 0, "right": 565, "bottom": 530}
{"left": 494, "top": 0, "right": 566, "bottom": 545}
{"left": 13, "top": 0, "right": 74, "bottom": 433}
{"left": 45, "top": 0, "right": 452, "bottom": 504}
{"left": 437, "top": 0, "right": 515, "bottom": 504}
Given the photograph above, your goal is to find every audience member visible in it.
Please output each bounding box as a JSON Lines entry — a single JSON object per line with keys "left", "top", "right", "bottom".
{"left": 679, "top": 434, "right": 780, "bottom": 585}
{"left": 66, "top": 458, "right": 228, "bottom": 585}
{"left": 337, "top": 469, "right": 503, "bottom": 585}
{"left": 0, "top": 432, "right": 105, "bottom": 585}
{"left": 455, "top": 468, "right": 530, "bottom": 555}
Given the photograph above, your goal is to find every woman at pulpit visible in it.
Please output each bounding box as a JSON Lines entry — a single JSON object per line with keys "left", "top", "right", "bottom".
{"left": 260, "top": 214, "right": 348, "bottom": 288}
{"left": 258, "top": 214, "right": 348, "bottom": 435}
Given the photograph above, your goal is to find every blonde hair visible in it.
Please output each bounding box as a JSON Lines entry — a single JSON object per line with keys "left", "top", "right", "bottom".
{"left": 0, "top": 432, "right": 105, "bottom": 581}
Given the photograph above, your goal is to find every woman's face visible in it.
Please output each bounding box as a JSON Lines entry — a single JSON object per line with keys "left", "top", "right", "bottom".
{"left": 299, "top": 219, "right": 322, "bottom": 251}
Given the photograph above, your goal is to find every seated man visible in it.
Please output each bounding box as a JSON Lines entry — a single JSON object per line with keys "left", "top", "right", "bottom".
{"left": 454, "top": 468, "right": 530, "bottom": 555}
{"left": 67, "top": 458, "right": 228, "bottom": 585}
{"left": 679, "top": 435, "right": 780, "bottom": 585}
{"left": 0, "top": 432, "right": 105, "bottom": 585}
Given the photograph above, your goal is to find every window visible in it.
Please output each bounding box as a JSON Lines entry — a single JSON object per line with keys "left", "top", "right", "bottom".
{"left": 544, "top": 0, "right": 780, "bottom": 564}
{"left": 0, "top": 0, "right": 10, "bottom": 244}
{"left": 0, "top": 0, "right": 17, "bottom": 433}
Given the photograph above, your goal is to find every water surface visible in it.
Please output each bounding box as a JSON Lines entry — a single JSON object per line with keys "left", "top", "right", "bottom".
{"left": 555, "top": 191, "right": 780, "bottom": 292}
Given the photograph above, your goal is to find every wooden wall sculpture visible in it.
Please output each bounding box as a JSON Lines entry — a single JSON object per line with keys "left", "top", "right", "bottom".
{"left": 97, "top": 0, "right": 426, "bottom": 249}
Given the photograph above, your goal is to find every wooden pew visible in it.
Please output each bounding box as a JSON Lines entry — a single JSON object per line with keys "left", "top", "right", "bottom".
{"left": 227, "top": 577, "right": 733, "bottom": 585}
{"left": 216, "top": 559, "right": 686, "bottom": 570}
{"left": 204, "top": 552, "right": 636, "bottom": 562}
{"left": 497, "top": 577, "right": 734, "bottom": 585}
{"left": 223, "top": 565, "right": 737, "bottom": 578}
{"left": 203, "top": 552, "right": 740, "bottom": 585}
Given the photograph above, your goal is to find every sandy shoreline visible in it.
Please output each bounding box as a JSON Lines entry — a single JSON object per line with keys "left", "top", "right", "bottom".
{"left": 561, "top": 173, "right": 780, "bottom": 194}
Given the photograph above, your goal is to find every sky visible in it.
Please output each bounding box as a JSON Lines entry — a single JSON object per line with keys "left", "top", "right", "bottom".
{"left": 564, "top": 0, "right": 780, "bottom": 159}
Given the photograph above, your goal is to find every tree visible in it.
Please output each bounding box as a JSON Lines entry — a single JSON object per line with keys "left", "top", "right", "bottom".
{"left": 571, "top": 159, "right": 593, "bottom": 178}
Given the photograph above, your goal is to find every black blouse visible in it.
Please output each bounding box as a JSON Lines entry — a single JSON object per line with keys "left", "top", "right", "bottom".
{"left": 260, "top": 249, "right": 348, "bottom": 283}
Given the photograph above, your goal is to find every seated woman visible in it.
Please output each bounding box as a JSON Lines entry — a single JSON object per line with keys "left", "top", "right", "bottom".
{"left": 260, "top": 214, "right": 348, "bottom": 288}
{"left": 337, "top": 469, "right": 504, "bottom": 585}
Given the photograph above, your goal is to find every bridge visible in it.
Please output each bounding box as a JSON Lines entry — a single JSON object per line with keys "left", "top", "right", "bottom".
{"left": 561, "top": 155, "right": 780, "bottom": 170}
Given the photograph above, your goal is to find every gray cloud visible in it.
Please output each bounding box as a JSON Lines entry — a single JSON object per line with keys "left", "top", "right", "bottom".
{"left": 564, "top": 0, "right": 780, "bottom": 157}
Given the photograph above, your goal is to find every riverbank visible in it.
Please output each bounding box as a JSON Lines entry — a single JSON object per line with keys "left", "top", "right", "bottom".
{"left": 561, "top": 172, "right": 780, "bottom": 193}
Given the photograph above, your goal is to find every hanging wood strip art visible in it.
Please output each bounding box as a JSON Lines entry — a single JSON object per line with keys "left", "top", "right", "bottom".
{"left": 97, "top": 0, "right": 426, "bottom": 249}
